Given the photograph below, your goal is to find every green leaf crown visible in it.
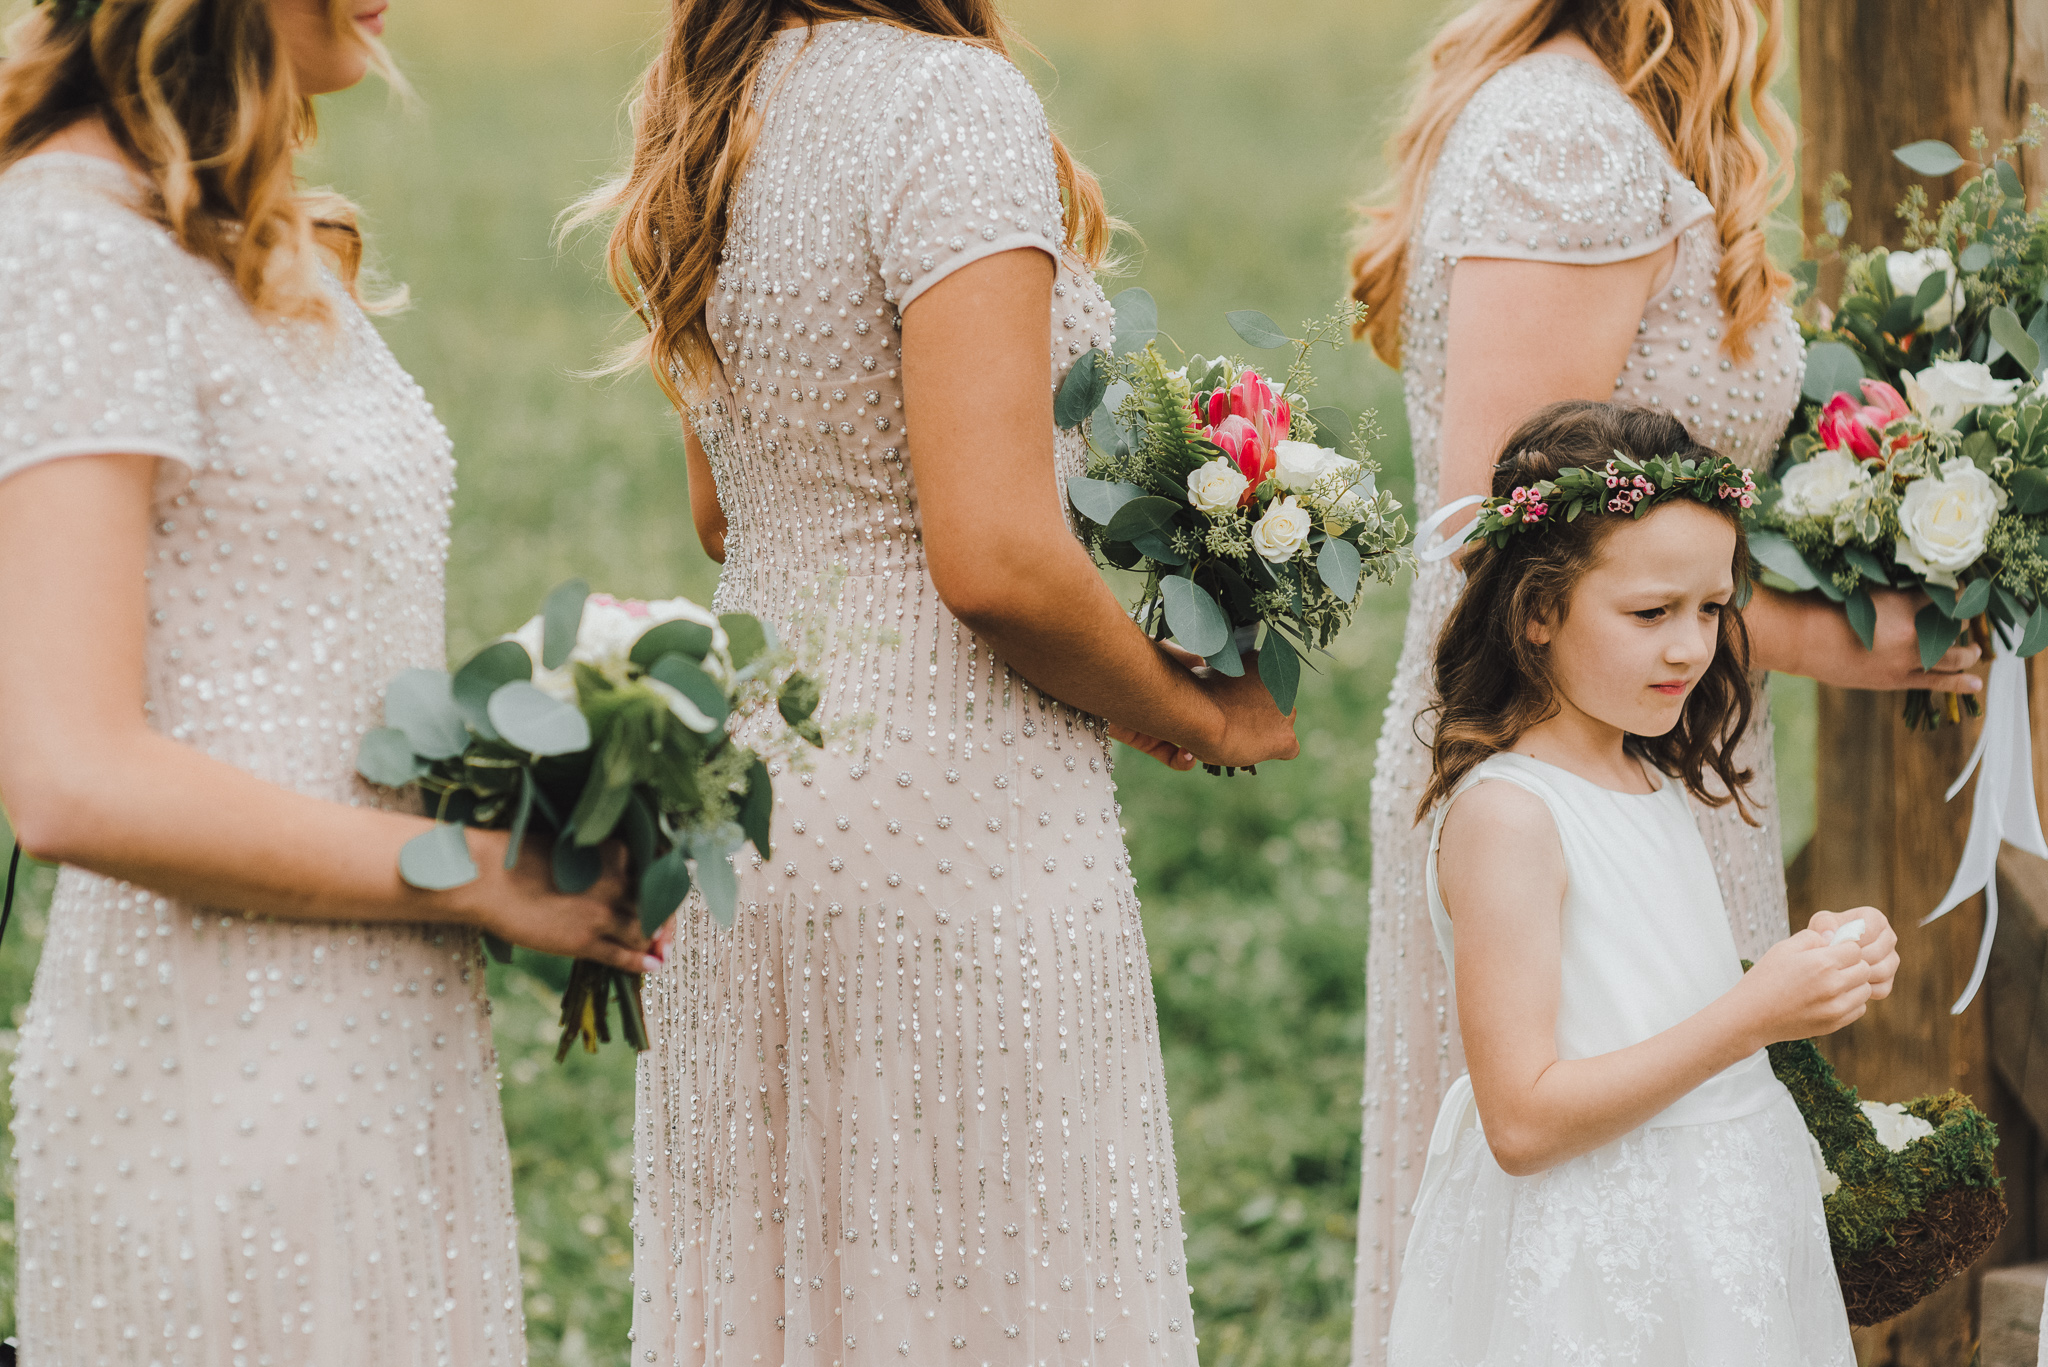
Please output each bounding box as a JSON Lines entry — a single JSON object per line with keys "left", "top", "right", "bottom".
{"left": 1471, "top": 450, "right": 1760, "bottom": 549}
{"left": 35, "top": 0, "right": 102, "bottom": 20}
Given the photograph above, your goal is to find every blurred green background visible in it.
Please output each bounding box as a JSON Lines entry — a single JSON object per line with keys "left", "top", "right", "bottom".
{"left": 0, "top": 1, "right": 1814, "bottom": 1362}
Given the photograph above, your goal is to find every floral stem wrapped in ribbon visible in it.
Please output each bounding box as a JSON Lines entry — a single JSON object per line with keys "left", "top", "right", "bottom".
{"left": 1055, "top": 295, "right": 1411, "bottom": 771}
{"left": 355, "top": 582, "right": 824, "bottom": 1058}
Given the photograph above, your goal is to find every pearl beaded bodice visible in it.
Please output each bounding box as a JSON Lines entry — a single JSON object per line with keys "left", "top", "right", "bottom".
{"left": 0, "top": 153, "right": 524, "bottom": 1365}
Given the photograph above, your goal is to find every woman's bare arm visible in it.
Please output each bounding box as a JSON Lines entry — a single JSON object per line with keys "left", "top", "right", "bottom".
{"left": 0, "top": 454, "right": 655, "bottom": 973}
{"left": 900, "top": 248, "right": 1297, "bottom": 771}
{"left": 684, "top": 427, "right": 727, "bottom": 564}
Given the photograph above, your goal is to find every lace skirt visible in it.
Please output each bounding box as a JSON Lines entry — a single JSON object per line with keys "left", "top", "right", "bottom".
{"left": 1387, "top": 1079, "right": 1853, "bottom": 1366}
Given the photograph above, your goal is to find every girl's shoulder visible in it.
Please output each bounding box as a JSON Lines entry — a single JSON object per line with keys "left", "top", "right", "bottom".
{"left": 0, "top": 154, "right": 219, "bottom": 302}
{"left": 1426, "top": 53, "right": 1712, "bottom": 265}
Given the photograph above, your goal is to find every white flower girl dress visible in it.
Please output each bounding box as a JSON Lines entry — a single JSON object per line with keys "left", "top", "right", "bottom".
{"left": 1387, "top": 752, "right": 1854, "bottom": 1365}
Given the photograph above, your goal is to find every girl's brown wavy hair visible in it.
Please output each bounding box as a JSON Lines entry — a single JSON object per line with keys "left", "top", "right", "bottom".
{"left": 1350, "top": 0, "right": 1794, "bottom": 369}
{"left": 0, "top": 0, "right": 397, "bottom": 326}
{"left": 1418, "top": 400, "right": 1757, "bottom": 824}
{"left": 572, "top": 0, "right": 1115, "bottom": 409}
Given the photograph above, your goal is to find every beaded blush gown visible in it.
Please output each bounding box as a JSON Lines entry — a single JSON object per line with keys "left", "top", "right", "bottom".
{"left": 627, "top": 22, "right": 1199, "bottom": 1367}
{"left": 1349, "top": 53, "right": 1807, "bottom": 1366}
{"left": 0, "top": 154, "right": 525, "bottom": 1364}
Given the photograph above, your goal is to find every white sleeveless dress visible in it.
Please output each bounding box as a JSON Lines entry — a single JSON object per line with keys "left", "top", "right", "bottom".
{"left": 1354, "top": 52, "right": 1808, "bottom": 1362}
{"left": 1386, "top": 754, "right": 1851, "bottom": 1365}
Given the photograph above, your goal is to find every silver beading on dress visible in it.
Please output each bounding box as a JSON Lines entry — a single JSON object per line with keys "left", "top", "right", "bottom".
{"left": 627, "top": 23, "right": 1199, "bottom": 1365}
{"left": 1349, "top": 53, "right": 1807, "bottom": 1365}
{"left": 0, "top": 154, "right": 525, "bottom": 1365}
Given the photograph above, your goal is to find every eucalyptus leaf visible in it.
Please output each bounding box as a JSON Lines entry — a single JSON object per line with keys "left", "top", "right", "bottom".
{"left": 1923, "top": 580, "right": 1960, "bottom": 617}
{"left": 1959, "top": 241, "right": 1995, "bottom": 275}
{"left": 356, "top": 727, "right": 424, "bottom": 788}
{"left": 1317, "top": 535, "right": 1362, "bottom": 601}
{"left": 2010, "top": 466, "right": 2048, "bottom": 515}
{"left": 1894, "top": 139, "right": 1965, "bottom": 177}
{"left": 1131, "top": 530, "right": 1187, "bottom": 566}
{"left": 1159, "top": 575, "right": 1230, "bottom": 657}
{"left": 1845, "top": 588, "right": 1877, "bottom": 651}
{"left": 640, "top": 850, "right": 693, "bottom": 934}
{"left": 399, "top": 823, "right": 480, "bottom": 892}
{"left": 1996, "top": 160, "right": 2026, "bottom": 201}
{"left": 504, "top": 768, "right": 537, "bottom": 871}
{"left": 630, "top": 618, "right": 714, "bottom": 668}
{"left": 1916, "top": 603, "right": 1962, "bottom": 670}
{"left": 1256, "top": 636, "right": 1301, "bottom": 716}
{"left": 620, "top": 794, "right": 657, "bottom": 880}
{"left": 1110, "top": 288, "right": 1158, "bottom": 357}
{"left": 2029, "top": 306, "right": 2048, "bottom": 371}
{"left": 1103, "top": 495, "right": 1181, "bottom": 544}
{"left": 1747, "top": 529, "right": 1822, "bottom": 591}
{"left": 1225, "top": 309, "right": 1290, "bottom": 350}
{"left": 1962, "top": 429, "right": 1999, "bottom": 471}
{"left": 1054, "top": 348, "right": 1110, "bottom": 429}
{"left": 552, "top": 831, "right": 602, "bottom": 894}
{"left": 1955, "top": 576, "right": 1993, "bottom": 620}
{"left": 488, "top": 681, "right": 594, "bottom": 756}
{"left": 2022, "top": 604, "right": 2048, "bottom": 659}
{"left": 1879, "top": 296, "right": 1918, "bottom": 338}
{"left": 1307, "top": 406, "right": 1351, "bottom": 447}
{"left": 541, "top": 579, "right": 589, "bottom": 671}
{"left": 1912, "top": 271, "right": 1950, "bottom": 316}
{"left": 1202, "top": 639, "right": 1245, "bottom": 677}
{"left": 648, "top": 653, "right": 732, "bottom": 731}
{"left": 778, "top": 671, "right": 822, "bottom": 725}
{"left": 719, "top": 613, "right": 770, "bottom": 671}
{"left": 740, "top": 759, "right": 773, "bottom": 860}
{"left": 1067, "top": 476, "right": 1146, "bottom": 525}
{"left": 1990, "top": 305, "right": 2042, "bottom": 378}
{"left": 1842, "top": 545, "right": 1890, "bottom": 587}
{"left": 452, "top": 640, "right": 533, "bottom": 738}
{"left": 384, "top": 669, "right": 470, "bottom": 760}
{"left": 1801, "top": 341, "right": 1866, "bottom": 402}
{"left": 692, "top": 838, "right": 740, "bottom": 930}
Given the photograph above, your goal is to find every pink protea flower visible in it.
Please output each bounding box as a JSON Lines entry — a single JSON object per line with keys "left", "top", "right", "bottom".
{"left": 1197, "top": 369, "right": 1290, "bottom": 497}
{"left": 1818, "top": 379, "right": 1912, "bottom": 464}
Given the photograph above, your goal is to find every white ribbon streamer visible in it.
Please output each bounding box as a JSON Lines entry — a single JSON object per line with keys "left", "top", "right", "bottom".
{"left": 1416, "top": 495, "right": 1485, "bottom": 563}
{"left": 1919, "top": 625, "right": 2048, "bottom": 1015}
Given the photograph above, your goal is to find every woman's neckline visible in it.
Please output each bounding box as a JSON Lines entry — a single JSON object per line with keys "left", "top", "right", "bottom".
{"left": 1498, "top": 749, "right": 1667, "bottom": 799}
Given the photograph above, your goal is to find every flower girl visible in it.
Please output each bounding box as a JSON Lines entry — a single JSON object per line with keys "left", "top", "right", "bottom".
{"left": 1388, "top": 401, "right": 1893, "bottom": 1364}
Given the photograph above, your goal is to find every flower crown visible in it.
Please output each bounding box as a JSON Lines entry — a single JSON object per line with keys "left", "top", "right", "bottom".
{"left": 35, "top": 0, "right": 101, "bottom": 20}
{"left": 1471, "top": 450, "right": 1759, "bottom": 549}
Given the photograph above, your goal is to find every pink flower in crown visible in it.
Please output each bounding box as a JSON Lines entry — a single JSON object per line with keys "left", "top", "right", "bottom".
{"left": 1818, "top": 380, "right": 1912, "bottom": 464}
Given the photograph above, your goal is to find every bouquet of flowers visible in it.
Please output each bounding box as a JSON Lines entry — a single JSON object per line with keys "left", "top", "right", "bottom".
{"left": 1751, "top": 115, "right": 2048, "bottom": 730}
{"left": 1055, "top": 295, "right": 1410, "bottom": 759}
{"left": 355, "top": 581, "right": 823, "bottom": 1058}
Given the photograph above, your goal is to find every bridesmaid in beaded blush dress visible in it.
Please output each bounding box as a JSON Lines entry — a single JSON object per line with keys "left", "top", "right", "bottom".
{"left": 581, "top": 5, "right": 1301, "bottom": 1364}
{"left": 1342, "top": 3, "right": 1990, "bottom": 1361}
{"left": 0, "top": 3, "right": 659, "bottom": 1362}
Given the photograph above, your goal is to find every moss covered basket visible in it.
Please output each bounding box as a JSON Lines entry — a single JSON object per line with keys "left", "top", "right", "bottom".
{"left": 1768, "top": 1038, "right": 2005, "bottom": 1325}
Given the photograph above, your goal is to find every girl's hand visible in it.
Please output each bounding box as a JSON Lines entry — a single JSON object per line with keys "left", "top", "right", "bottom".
{"left": 650, "top": 913, "right": 679, "bottom": 965}
{"left": 1808, "top": 906, "right": 1900, "bottom": 1001}
{"left": 1736, "top": 926, "right": 1878, "bottom": 1046}
{"left": 1196, "top": 657, "right": 1300, "bottom": 769}
{"left": 1752, "top": 586, "right": 1983, "bottom": 693}
{"left": 1106, "top": 643, "right": 1217, "bottom": 771}
{"left": 461, "top": 832, "right": 658, "bottom": 976}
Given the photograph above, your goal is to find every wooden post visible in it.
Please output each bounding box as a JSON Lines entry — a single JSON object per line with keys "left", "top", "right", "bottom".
{"left": 1794, "top": 4, "right": 2048, "bottom": 1362}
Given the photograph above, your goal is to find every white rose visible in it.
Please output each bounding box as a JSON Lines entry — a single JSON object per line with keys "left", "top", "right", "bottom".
{"left": 1894, "top": 456, "right": 2007, "bottom": 587}
{"left": 1885, "top": 247, "right": 1963, "bottom": 332}
{"left": 1250, "top": 496, "right": 1313, "bottom": 563}
{"left": 1860, "top": 1100, "right": 1935, "bottom": 1153}
{"left": 1187, "top": 457, "right": 1249, "bottom": 514}
{"left": 1904, "top": 359, "right": 2023, "bottom": 432}
{"left": 1777, "top": 448, "right": 1872, "bottom": 518}
{"left": 1273, "top": 440, "right": 1345, "bottom": 493}
{"left": 508, "top": 594, "right": 729, "bottom": 698}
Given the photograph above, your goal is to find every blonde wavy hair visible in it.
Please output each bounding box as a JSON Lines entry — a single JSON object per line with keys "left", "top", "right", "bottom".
{"left": 0, "top": 0, "right": 398, "bottom": 327}
{"left": 1351, "top": 0, "right": 1794, "bottom": 368}
{"left": 574, "top": 0, "right": 1115, "bottom": 408}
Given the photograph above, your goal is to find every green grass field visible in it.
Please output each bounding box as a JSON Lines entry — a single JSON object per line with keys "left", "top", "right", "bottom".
{"left": 0, "top": 2, "right": 1814, "bottom": 1362}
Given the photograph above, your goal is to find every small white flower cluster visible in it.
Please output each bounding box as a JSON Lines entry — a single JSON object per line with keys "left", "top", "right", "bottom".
{"left": 509, "top": 594, "right": 729, "bottom": 732}
{"left": 1184, "top": 439, "right": 1370, "bottom": 564}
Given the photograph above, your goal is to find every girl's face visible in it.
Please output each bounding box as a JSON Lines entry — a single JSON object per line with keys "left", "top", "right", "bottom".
{"left": 1530, "top": 500, "right": 1737, "bottom": 740}
{"left": 270, "top": 0, "right": 387, "bottom": 96}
